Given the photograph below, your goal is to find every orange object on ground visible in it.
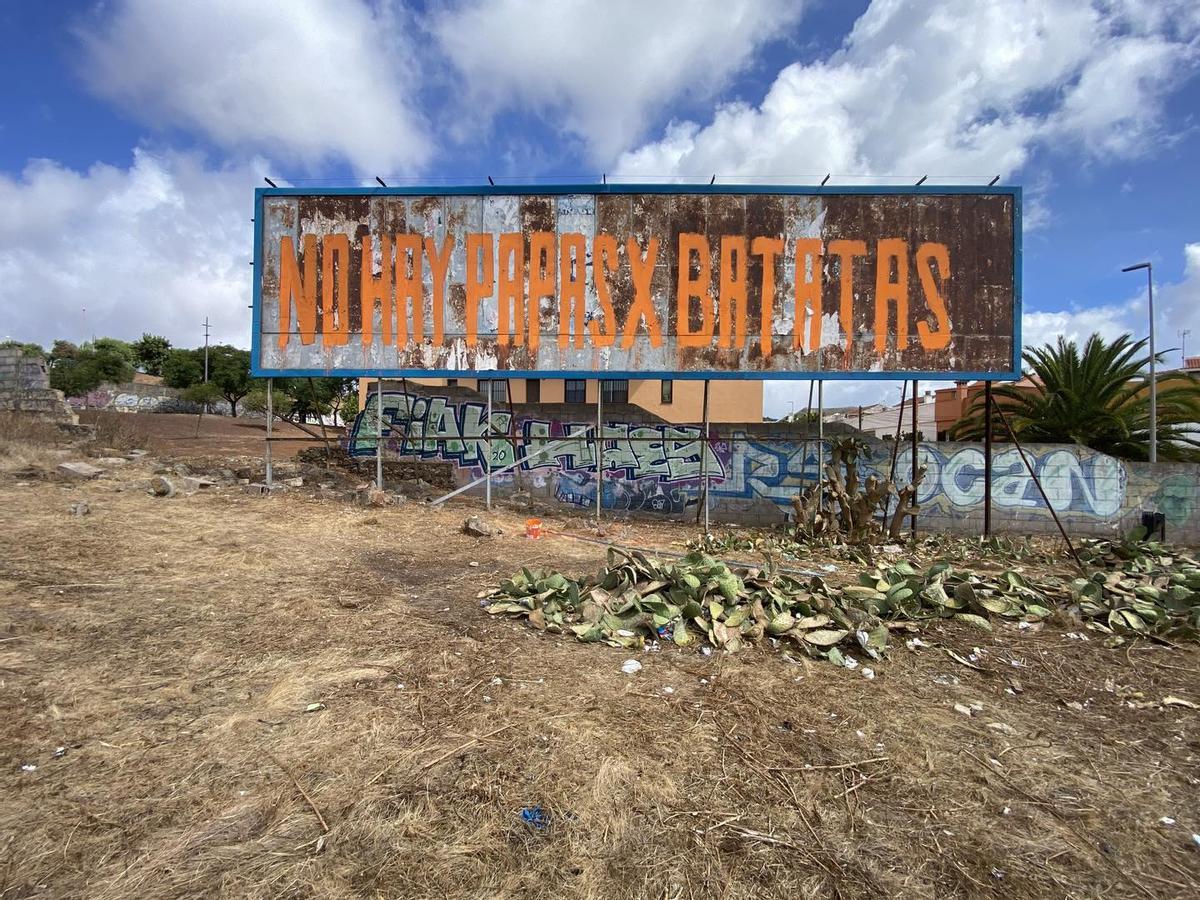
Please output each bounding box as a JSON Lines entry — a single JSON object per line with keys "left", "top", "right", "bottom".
{"left": 525, "top": 518, "right": 543, "bottom": 539}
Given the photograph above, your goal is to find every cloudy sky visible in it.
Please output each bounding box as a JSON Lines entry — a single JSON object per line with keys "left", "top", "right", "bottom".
{"left": 1, "top": 0, "right": 1198, "bottom": 415}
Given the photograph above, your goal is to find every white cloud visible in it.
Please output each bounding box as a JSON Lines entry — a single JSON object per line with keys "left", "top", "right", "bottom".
{"left": 1159, "top": 243, "right": 1200, "bottom": 365}
{"left": 0, "top": 149, "right": 260, "bottom": 351}
{"left": 1017, "top": 243, "right": 1200, "bottom": 367}
{"left": 432, "top": 0, "right": 805, "bottom": 162}
{"left": 616, "top": 0, "right": 1199, "bottom": 179}
{"left": 76, "top": 0, "right": 428, "bottom": 174}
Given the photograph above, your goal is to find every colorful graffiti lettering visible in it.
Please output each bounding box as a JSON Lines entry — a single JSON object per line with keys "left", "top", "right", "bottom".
{"left": 348, "top": 392, "right": 1129, "bottom": 522}
{"left": 349, "top": 392, "right": 724, "bottom": 488}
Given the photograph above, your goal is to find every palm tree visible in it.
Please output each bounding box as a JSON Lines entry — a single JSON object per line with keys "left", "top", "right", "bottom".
{"left": 951, "top": 333, "right": 1200, "bottom": 462}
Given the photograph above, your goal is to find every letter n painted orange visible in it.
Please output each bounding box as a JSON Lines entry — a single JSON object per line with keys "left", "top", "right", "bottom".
{"left": 677, "top": 233, "right": 713, "bottom": 347}
{"left": 792, "top": 238, "right": 823, "bottom": 352}
{"left": 464, "top": 234, "right": 494, "bottom": 348}
{"left": 526, "top": 232, "right": 556, "bottom": 352}
{"left": 828, "top": 239, "right": 867, "bottom": 353}
{"left": 873, "top": 238, "right": 909, "bottom": 353}
{"left": 622, "top": 236, "right": 662, "bottom": 349}
{"left": 279, "top": 234, "right": 317, "bottom": 347}
{"left": 394, "top": 234, "right": 424, "bottom": 347}
{"left": 496, "top": 233, "right": 524, "bottom": 347}
{"left": 718, "top": 236, "right": 748, "bottom": 349}
{"left": 424, "top": 235, "right": 454, "bottom": 346}
{"left": 559, "top": 233, "right": 587, "bottom": 349}
{"left": 752, "top": 236, "right": 783, "bottom": 355}
{"left": 588, "top": 234, "right": 618, "bottom": 348}
{"left": 915, "top": 242, "right": 951, "bottom": 350}
{"left": 359, "top": 235, "right": 393, "bottom": 346}
{"left": 322, "top": 233, "right": 351, "bottom": 346}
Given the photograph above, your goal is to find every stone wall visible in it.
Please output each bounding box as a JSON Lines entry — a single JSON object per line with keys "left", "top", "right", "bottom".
{"left": 345, "top": 387, "right": 1200, "bottom": 544}
{"left": 0, "top": 349, "right": 77, "bottom": 423}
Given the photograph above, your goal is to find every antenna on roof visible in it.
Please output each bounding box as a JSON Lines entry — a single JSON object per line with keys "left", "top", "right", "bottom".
{"left": 487, "top": 176, "right": 495, "bottom": 186}
{"left": 820, "top": 174, "right": 831, "bottom": 186}
{"left": 710, "top": 174, "right": 716, "bottom": 185}
{"left": 988, "top": 175, "right": 1000, "bottom": 186}
{"left": 263, "top": 177, "right": 277, "bottom": 188}
{"left": 375, "top": 177, "right": 388, "bottom": 188}
{"left": 915, "top": 175, "right": 928, "bottom": 186}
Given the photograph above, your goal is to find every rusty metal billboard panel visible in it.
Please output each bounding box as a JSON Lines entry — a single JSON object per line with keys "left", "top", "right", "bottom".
{"left": 252, "top": 185, "right": 1020, "bottom": 380}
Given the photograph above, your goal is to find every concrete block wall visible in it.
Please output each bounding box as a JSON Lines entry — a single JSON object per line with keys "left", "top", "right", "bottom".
{"left": 345, "top": 388, "right": 1200, "bottom": 544}
{"left": 0, "top": 350, "right": 77, "bottom": 424}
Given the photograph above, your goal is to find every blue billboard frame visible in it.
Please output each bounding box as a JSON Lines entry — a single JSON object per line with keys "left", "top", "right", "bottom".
{"left": 251, "top": 183, "right": 1022, "bottom": 382}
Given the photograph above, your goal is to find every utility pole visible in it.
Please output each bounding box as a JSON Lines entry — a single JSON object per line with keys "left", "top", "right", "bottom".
{"left": 1122, "top": 262, "right": 1156, "bottom": 462}
{"left": 202, "top": 317, "right": 211, "bottom": 382}
{"left": 1181, "top": 329, "right": 1191, "bottom": 366}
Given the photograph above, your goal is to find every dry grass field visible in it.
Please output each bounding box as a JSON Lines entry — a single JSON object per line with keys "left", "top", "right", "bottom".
{"left": 1, "top": 417, "right": 1199, "bottom": 898}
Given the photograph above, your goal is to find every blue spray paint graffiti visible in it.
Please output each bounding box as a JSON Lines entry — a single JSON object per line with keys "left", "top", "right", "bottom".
{"left": 348, "top": 392, "right": 1127, "bottom": 520}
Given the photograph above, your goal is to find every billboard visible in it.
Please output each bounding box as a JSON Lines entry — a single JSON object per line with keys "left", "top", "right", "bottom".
{"left": 252, "top": 185, "right": 1020, "bottom": 380}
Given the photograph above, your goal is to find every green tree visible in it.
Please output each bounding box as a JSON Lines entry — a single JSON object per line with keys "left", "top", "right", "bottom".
{"left": 951, "top": 333, "right": 1200, "bottom": 462}
{"left": 131, "top": 334, "right": 172, "bottom": 376}
{"left": 48, "top": 339, "right": 135, "bottom": 397}
{"left": 339, "top": 389, "right": 359, "bottom": 425}
{"left": 0, "top": 340, "right": 46, "bottom": 358}
{"left": 88, "top": 337, "right": 136, "bottom": 367}
{"left": 207, "top": 345, "right": 253, "bottom": 417}
{"left": 277, "top": 377, "right": 355, "bottom": 424}
{"left": 162, "top": 348, "right": 205, "bottom": 388}
{"left": 49, "top": 340, "right": 79, "bottom": 366}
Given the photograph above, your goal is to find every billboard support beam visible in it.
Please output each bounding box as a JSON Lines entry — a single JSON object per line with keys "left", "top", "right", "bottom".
{"left": 486, "top": 388, "right": 492, "bottom": 509}
{"left": 910, "top": 380, "right": 919, "bottom": 539}
{"left": 700, "top": 379, "right": 711, "bottom": 533}
{"left": 375, "top": 377, "right": 383, "bottom": 491}
{"left": 816, "top": 382, "right": 824, "bottom": 514}
{"left": 984, "top": 382, "right": 994, "bottom": 537}
{"left": 596, "top": 381, "right": 603, "bottom": 523}
{"left": 991, "top": 400, "right": 1084, "bottom": 573}
{"left": 881, "top": 381, "right": 908, "bottom": 528}
{"left": 265, "top": 377, "right": 274, "bottom": 487}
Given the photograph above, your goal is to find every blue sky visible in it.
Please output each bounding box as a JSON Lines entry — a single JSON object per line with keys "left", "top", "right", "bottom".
{"left": 2, "top": 0, "right": 1198, "bottom": 415}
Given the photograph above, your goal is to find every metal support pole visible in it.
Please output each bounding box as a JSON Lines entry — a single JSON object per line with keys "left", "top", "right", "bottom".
{"left": 1148, "top": 266, "right": 1157, "bottom": 463}
{"left": 983, "top": 381, "right": 993, "bottom": 538}
{"left": 596, "top": 381, "right": 603, "bottom": 522}
{"left": 701, "top": 379, "right": 711, "bottom": 533}
{"left": 375, "top": 377, "right": 383, "bottom": 491}
{"left": 880, "top": 380, "right": 908, "bottom": 528}
{"left": 816, "top": 381, "right": 824, "bottom": 511}
{"left": 992, "top": 400, "right": 1085, "bottom": 572}
{"left": 486, "top": 387, "right": 492, "bottom": 509}
{"left": 910, "top": 379, "right": 918, "bottom": 538}
{"left": 265, "top": 377, "right": 273, "bottom": 487}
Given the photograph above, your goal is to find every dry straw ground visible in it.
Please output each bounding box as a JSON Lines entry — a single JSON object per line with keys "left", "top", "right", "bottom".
{"left": 1, "top": 427, "right": 1199, "bottom": 898}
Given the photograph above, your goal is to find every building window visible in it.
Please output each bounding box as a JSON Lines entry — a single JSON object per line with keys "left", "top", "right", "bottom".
{"left": 565, "top": 379, "right": 587, "bottom": 404}
{"left": 446, "top": 378, "right": 458, "bottom": 388}
{"left": 526, "top": 379, "right": 540, "bottom": 403}
{"left": 660, "top": 379, "right": 673, "bottom": 404}
{"left": 478, "top": 379, "right": 508, "bottom": 403}
{"left": 601, "top": 379, "right": 629, "bottom": 404}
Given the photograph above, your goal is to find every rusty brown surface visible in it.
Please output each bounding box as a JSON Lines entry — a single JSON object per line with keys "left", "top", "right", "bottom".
{"left": 257, "top": 190, "right": 1018, "bottom": 377}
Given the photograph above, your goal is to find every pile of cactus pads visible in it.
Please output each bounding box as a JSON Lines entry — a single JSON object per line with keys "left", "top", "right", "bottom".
{"left": 479, "top": 535, "right": 1200, "bottom": 663}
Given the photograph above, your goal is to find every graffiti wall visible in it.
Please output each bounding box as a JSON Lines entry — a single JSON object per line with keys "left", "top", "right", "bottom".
{"left": 349, "top": 391, "right": 1200, "bottom": 541}
{"left": 66, "top": 382, "right": 233, "bottom": 415}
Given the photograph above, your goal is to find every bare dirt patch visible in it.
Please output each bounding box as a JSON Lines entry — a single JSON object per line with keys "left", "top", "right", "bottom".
{"left": 1, "top": 454, "right": 1199, "bottom": 898}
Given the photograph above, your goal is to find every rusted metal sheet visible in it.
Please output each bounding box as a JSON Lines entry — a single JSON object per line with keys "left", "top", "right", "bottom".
{"left": 252, "top": 186, "right": 1020, "bottom": 379}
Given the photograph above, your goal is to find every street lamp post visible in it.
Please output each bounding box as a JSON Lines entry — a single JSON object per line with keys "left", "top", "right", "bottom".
{"left": 1122, "top": 262, "right": 1156, "bottom": 463}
